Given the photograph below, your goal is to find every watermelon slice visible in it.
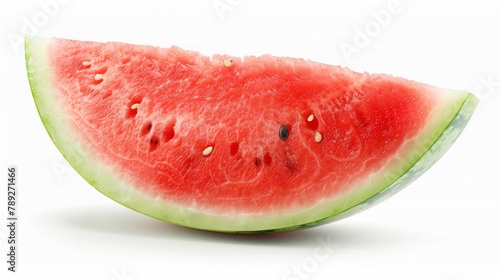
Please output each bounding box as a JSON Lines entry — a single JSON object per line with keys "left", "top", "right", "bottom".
{"left": 25, "top": 36, "right": 478, "bottom": 233}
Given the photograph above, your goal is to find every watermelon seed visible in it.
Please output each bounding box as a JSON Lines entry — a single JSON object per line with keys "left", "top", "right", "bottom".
{"left": 229, "top": 142, "right": 239, "bottom": 156}
{"left": 254, "top": 157, "right": 262, "bottom": 166}
{"left": 285, "top": 158, "right": 297, "bottom": 171}
{"left": 223, "top": 59, "right": 232, "bottom": 67}
{"left": 149, "top": 136, "right": 160, "bottom": 151}
{"left": 263, "top": 152, "right": 272, "bottom": 165}
{"left": 82, "top": 61, "right": 91, "bottom": 67}
{"left": 126, "top": 96, "right": 144, "bottom": 118}
{"left": 140, "top": 122, "right": 152, "bottom": 136}
{"left": 305, "top": 112, "right": 319, "bottom": 130}
{"left": 121, "top": 58, "right": 131, "bottom": 64}
{"left": 202, "top": 146, "right": 214, "bottom": 156}
{"left": 162, "top": 121, "right": 176, "bottom": 142}
{"left": 94, "top": 74, "right": 103, "bottom": 81}
{"left": 315, "top": 131, "right": 323, "bottom": 143}
{"left": 279, "top": 125, "right": 289, "bottom": 141}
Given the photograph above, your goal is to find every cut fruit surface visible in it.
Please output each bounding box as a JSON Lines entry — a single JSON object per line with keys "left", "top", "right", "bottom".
{"left": 26, "top": 36, "right": 478, "bottom": 233}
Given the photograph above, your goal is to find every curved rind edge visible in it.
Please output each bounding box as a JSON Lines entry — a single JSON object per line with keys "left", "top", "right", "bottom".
{"left": 25, "top": 36, "right": 479, "bottom": 233}
{"left": 281, "top": 93, "right": 479, "bottom": 233}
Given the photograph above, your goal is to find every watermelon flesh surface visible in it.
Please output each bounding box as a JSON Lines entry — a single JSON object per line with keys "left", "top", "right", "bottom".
{"left": 26, "top": 36, "right": 478, "bottom": 232}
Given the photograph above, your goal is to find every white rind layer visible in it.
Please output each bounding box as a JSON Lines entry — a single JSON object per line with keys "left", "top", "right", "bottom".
{"left": 26, "top": 36, "right": 479, "bottom": 233}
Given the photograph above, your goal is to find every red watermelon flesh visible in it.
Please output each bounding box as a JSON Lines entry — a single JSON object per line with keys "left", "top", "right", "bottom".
{"left": 26, "top": 36, "right": 478, "bottom": 232}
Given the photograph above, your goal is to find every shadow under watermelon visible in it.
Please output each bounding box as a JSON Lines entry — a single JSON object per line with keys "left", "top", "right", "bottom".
{"left": 44, "top": 205, "right": 423, "bottom": 250}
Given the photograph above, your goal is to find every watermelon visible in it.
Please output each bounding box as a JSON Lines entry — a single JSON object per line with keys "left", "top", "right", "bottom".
{"left": 25, "top": 36, "right": 478, "bottom": 233}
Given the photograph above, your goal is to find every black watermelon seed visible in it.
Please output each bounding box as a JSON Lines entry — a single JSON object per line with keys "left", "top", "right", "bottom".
{"left": 279, "top": 125, "right": 289, "bottom": 141}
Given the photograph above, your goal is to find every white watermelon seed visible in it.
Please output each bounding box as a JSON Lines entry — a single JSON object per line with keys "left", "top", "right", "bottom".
{"left": 315, "top": 131, "right": 323, "bottom": 143}
{"left": 82, "top": 61, "right": 91, "bottom": 66}
{"left": 94, "top": 74, "right": 103, "bottom": 80}
{"left": 130, "top": 103, "right": 140, "bottom": 110}
{"left": 223, "top": 59, "right": 232, "bottom": 67}
{"left": 202, "top": 146, "right": 214, "bottom": 156}
{"left": 307, "top": 114, "right": 314, "bottom": 122}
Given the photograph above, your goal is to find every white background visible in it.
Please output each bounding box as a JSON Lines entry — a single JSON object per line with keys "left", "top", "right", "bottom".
{"left": 1, "top": 0, "right": 499, "bottom": 279}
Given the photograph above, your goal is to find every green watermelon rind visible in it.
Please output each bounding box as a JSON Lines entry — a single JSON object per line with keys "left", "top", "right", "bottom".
{"left": 288, "top": 93, "right": 478, "bottom": 232}
{"left": 26, "top": 36, "right": 479, "bottom": 233}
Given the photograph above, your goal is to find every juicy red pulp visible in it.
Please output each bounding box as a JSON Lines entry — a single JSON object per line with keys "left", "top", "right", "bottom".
{"left": 49, "top": 39, "right": 436, "bottom": 213}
